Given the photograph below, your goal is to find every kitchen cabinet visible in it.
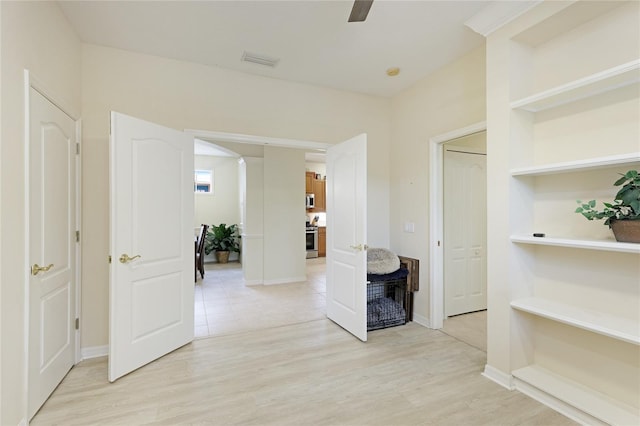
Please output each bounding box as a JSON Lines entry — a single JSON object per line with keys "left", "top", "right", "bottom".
{"left": 305, "top": 171, "right": 314, "bottom": 193}
{"left": 311, "top": 178, "right": 325, "bottom": 212}
{"left": 305, "top": 171, "right": 326, "bottom": 212}
{"left": 318, "top": 227, "right": 326, "bottom": 257}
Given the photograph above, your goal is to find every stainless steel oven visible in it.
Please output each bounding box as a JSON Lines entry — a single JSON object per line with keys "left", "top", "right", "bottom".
{"left": 306, "top": 226, "right": 318, "bottom": 258}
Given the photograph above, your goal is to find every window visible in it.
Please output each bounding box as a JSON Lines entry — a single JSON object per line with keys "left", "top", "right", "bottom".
{"left": 194, "top": 169, "right": 213, "bottom": 194}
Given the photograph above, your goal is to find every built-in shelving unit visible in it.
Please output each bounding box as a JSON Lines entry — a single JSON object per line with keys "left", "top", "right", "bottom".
{"left": 510, "top": 235, "right": 640, "bottom": 254}
{"left": 512, "top": 365, "right": 640, "bottom": 426}
{"left": 491, "top": 1, "right": 640, "bottom": 424}
{"left": 510, "top": 60, "right": 640, "bottom": 112}
{"left": 511, "top": 297, "right": 640, "bottom": 345}
{"left": 510, "top": 152, "right": 640, "bottom": 176}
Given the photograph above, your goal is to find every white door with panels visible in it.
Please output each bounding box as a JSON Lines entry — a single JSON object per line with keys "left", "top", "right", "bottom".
{"left": 444, "top": 148, "right": 487, "bottom": 316}
{"left": 28, "top": 87, "right": 77, "bottom": 419}
{"left": 109, "top": 112, "right": 194, "bottom": 382}
{"left": 326, "top": 134, "right": 368, "bottom": 341}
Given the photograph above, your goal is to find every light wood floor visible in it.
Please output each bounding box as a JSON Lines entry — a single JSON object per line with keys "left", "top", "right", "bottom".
{"left": 32, "top": 320, "right": 574, "bottom": 425}
{"left": 32, "top": 262, "right": 574, "bottom": 425}
{"left": 441, "top": 310, "right": 487, "bottom": 352}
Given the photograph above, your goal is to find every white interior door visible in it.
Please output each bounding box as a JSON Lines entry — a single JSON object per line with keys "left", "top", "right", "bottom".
{"left": 109, "top": 112, "right": 194, "bottom": 382}
{"left": 444, "top": 148, "right": 487, "bottom": 316}
{"left": 28, "top": 87, "right": 77, "bottom": 419}
{"left": 326, "top": 134, "right": 367, "bottom": 341}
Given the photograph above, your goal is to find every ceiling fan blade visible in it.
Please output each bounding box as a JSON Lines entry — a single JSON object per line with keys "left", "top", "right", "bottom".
{"left": 348, "top": 0, "right": 373, "bottom": 22}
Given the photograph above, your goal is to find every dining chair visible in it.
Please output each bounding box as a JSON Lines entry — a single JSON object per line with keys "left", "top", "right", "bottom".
{"left": 195, "top": 224, "right": 208, "bottom": 282}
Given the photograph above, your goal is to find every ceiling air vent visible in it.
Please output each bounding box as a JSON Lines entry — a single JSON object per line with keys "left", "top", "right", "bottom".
{"left": 241, "top": 51, "right": 280, "bottom": 68}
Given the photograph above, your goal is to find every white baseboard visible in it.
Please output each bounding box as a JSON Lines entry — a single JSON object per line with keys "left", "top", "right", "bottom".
{"left": 513, "top": 377, "right": 607, "bottom": 426}
{"left": 412, "top": 312, "right": 432, "bottom": 328}
{"left": 81, "top": 345, "right": 108, "bottom": 360}
{"left": 244, "top": 279, "right": 263, "bottom": 286}
{"left": 482, "top": 364, "right": 514, "bottom": 390}
{"left": 263, "top": 276, "right": 306, "bottom": 286}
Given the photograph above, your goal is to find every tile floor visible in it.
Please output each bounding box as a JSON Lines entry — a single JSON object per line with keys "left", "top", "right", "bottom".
{"left": 194, "top": 258, "right": 488, "bottom": 354}
{"left": 194, "top": 258, "right": 327, "bottom": 338}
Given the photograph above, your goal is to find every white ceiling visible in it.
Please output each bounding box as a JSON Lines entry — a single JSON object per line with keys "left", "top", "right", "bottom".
{"left": 58, "top": 0, "right": 495, "bottom": 98}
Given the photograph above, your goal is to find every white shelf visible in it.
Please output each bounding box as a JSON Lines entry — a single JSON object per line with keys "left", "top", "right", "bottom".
{"left": 512, "top": 365, "right": 640, "bottom": 426}
{"left": 511, "top": 60, "right": 640, "bottom": 112}
{"left": 510, "top": 235, "right": 640, "bottom": 254}
{"left": 511, "top": 297, "right": 640, "bottom": 345}
{"left": 510, "top": 152, "right": 640, "bottom": 176}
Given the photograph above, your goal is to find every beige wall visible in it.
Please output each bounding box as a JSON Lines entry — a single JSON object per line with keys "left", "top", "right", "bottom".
{"left": 263, "top": 147, "right": 307, "bottom": 283}
{"left": 0, "top": 1, "right": 82, "bottom": 423}
{"left": 194, "top": 155, "right": 240, "bottom": 228}
{"left": 389, "top": 46, "right": 487, "bottom": 322}
{"left": 81, "top": 44, "right": 391, "bottom": 348}
{"left": 239, "top": 157, "right": 265, "bottom": 283}
{"left": 0, "top": 4, "right": 493, "bottom": 423}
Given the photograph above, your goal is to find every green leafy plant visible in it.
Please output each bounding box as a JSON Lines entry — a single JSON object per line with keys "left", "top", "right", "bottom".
{"left": 204, "top": 223, "right": 240, "bottom": 255}
{"left": 575, "top": 170, "right": 640, "bottom": 227}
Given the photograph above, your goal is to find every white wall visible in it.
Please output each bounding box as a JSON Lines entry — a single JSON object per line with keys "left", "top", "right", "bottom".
{"left": 239, "top": 157, "right": 265, "bottom": 284}
{"left": 81, "top": 43, "right": 391, "bottom": 348}
{"left": 194, "top": 155, "right": 240, "bottom": 228}
{"left": 0, "top": 2, "right": 81, "bottom": 423}
{"left": 263, "top": 147, "right": 307, "bottom": 283}
{"left": 195, "top": 155, "right": 240, "bottom": 262}
{"left": 389, "top": 46, "right": 486, "bottom": 324}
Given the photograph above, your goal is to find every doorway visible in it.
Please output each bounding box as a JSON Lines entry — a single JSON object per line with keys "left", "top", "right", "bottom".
{"left": 194, "top": 132, "right": 326, "bottom": 338}
{"left": 443, "top": 138, "right": 487, "bottom": 317}
{"left": 441, "top": 134, "right": 487, "bottom": 351}
{"left": 190, "top": 130, "right": 368, "bottom": 342}
{"left": 25, "top": 73, "right": 81, "bottom": 419}
{"left": 428, "top": 122, "right": 487, "bottom": 346}
{"left": 190, "top": 131, "right": 330, "bottom": 286}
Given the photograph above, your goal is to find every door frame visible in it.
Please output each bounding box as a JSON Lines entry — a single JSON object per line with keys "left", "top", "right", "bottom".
{"left": 23, "top": 70, "right": 82, "bottom": 419}
{"left": 428, "top": 121, "right": 485, "bottom": 329}
{"left": 185, "top": 128, "right": 330, "bottom": 284}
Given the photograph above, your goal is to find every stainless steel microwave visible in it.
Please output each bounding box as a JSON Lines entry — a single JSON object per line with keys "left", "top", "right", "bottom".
{"left": 306, "top": 193, "right": 315, "bottom": 209}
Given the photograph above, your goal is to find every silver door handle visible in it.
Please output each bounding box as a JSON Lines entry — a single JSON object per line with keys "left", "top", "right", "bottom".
{"left": 349, "top": 244, "right": 368, "bottom": 251}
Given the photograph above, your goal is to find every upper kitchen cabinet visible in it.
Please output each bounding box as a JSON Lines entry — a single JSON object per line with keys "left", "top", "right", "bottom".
{"left": 305, "top": 171, "right": 326, "bottom": 212}
{"left": 311, "top": 178, "right": 326, "bottom": 212}
{"left": 305, "top": 171, "right": 314, "bottom": 193}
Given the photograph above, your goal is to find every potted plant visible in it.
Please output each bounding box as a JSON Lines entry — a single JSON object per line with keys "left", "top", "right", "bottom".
{"left": 204, "top": 223, "right": 240, "bottom": 263}
{"left": 575, "top": 170, "right": 640, "bottom": 243}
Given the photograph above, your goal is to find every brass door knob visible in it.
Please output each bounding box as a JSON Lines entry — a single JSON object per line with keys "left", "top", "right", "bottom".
{"left": 32, "top": 263, "right": 54, "bottom": 276}
{"left": 119, "top": 254, "right": 141, "bottom": 264}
